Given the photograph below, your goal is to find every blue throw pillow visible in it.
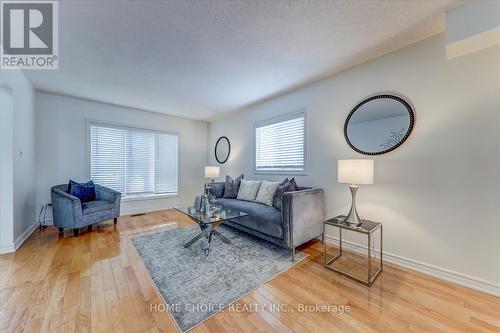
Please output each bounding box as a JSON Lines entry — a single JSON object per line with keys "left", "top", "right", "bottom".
{"left": 68, "top": 180, "right": 96, "bottom": 203}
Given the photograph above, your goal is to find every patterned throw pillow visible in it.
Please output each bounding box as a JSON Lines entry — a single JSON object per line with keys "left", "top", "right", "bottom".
{"left": 255, "top": 180, "right": 280, "bottom": 206}
{"left": 236, "top": 180, "right": 262, "bottom": 201}
{"left": 273, "top": 178, "right": 299, "bottom": 211}
{"left": 223, "top": 174, "right": 244, "bottom": 198}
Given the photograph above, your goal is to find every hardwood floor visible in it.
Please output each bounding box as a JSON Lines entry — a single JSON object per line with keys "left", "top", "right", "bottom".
{"left": 0, "top": 209, "right": 498, "bottom": 333}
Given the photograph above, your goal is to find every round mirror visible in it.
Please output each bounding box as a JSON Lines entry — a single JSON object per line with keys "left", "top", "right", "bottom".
{"left": 215, "top": 136, "right": 230, "bottom": 164}
{"left": 344, "top": 95, "right": 414, "bottom": 155}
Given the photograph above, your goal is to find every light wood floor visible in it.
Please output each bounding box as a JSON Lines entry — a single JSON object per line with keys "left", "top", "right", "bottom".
{"left": 0, "top": 209, "right": 498, "bottom": 333}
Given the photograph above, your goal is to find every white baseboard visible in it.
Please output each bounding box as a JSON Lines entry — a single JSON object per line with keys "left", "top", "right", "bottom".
{"left": 0, "top": 221, "right": 39, "bottom": 255}
{"left": 14, "top": 221, "right": 38, "bottom": 250}
{"left": 0, "top": 243, "right": 15, "bottom": 255}
{"left": 324, "top": 234, "right": 500, "bottom": 297}
{"left": 120, "top": 201, "right": 192, "bottom": 216}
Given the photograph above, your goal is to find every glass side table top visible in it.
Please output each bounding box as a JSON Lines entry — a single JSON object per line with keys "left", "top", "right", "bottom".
{"left": 175, "top": 204, "right": 248, "bottom": 224}
{"left": 325, "top": 215, "right": 381, "bottom": 234}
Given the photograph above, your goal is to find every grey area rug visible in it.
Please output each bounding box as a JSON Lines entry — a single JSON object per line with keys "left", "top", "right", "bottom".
{"left": 132, "top": 224, "right": 306, "bottom": 332}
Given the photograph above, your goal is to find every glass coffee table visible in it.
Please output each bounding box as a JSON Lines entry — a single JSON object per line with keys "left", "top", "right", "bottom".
{"left": 175, "top": 204, "right": 248, "bottom": 256}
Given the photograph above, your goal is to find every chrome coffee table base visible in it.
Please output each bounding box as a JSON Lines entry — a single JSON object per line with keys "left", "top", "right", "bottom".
{"left": 175, "top": 204, "right": 247, "bottom": 256}
{"left": 184, "top": 220, "right": 231, "bottom": 256}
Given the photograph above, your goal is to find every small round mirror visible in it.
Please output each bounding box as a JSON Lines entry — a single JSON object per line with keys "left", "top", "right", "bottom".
{"left": 215, "top": 136, "right": 230, "bottom": 164}
{"left": 344, "top": 95, "right": 414, "bottom": 155}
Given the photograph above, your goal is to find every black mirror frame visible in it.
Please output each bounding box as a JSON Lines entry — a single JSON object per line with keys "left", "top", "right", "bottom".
{"left": 215, "top": 136, "right": 231, "bottom": 164}
{"left": 344, "top": 94, "right": 415, "bottom": 155}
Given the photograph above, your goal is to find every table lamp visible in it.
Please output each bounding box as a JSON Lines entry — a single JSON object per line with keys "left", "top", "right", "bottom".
{"left": 204, "top": 166, "right": 220, "bottom": 183}
{"left": 338, "top": 159, "right": 374, "bottom": 226}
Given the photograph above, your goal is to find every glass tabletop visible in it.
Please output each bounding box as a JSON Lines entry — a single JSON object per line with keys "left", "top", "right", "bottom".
{"left": 325, "top": 215, "right": 381, "bottom": 234}
{"left": 175, "top": 204, "right": 248, "bottom": 224}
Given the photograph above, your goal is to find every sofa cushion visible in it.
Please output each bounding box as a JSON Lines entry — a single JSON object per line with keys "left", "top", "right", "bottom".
{"left": 223, "top": 174, "right": 244, "bottom": 198}
{"left": 237, "top": 180, "right": 261, "bottom": 201}
{"left": 216, "top": 198, "right": 283, "bottom": 239}
{"left": 82, "top": 200, "right": 115, "bottom": 215}
{"left": 255, "top": 180, "right": 280, "bottom": 206}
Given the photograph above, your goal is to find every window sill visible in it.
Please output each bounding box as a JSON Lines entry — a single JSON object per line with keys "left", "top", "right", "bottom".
{"left": 121, "top": 193, "right": 179, "bottom": 202}
{"left": 254, "top": 170, "right": 308, "bottom": 176}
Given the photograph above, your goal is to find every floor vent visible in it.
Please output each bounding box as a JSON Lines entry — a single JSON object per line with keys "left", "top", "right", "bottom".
{"left": 131, "top": 213, "right": 146, "bottom": 217}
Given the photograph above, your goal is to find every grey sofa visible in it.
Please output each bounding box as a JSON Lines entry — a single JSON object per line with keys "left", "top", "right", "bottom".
{"left": 51, "top": 184, "right": 121, "bottom": 236}
{"left": 209, "top": 182, "right": 325, "bottom": 260}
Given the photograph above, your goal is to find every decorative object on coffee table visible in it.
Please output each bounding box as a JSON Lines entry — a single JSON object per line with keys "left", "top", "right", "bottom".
{"left": 204, "top": 166, "right": 220, "bottom": 209}
{"left": 175, "top": 204, "right": 248, "bottom": 256}
{"left": 323, "top": 215, "right": 383, "bottom": 286}
{"left": 338, "top": 159, "right": 374, "bottom": 226}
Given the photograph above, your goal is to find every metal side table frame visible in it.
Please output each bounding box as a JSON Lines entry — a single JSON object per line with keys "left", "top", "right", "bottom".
{"left": 323, "top": 216, "right": 383, "bottom": 286}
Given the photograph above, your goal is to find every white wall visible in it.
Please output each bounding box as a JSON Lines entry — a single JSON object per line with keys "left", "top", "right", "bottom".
{"left": 208, "top": 34, "right": 500, "bottom": 294}
{"left": 0, "top": 68, "right": 37, "bottom": 252}
{"left": 35, "top": 92, "right": 208, "bottom": 218}
{"left": 0, "top": 86, "right": 14, "bottom": 253}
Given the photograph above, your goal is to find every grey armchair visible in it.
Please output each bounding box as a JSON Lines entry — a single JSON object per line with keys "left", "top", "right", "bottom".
{"left": 51, "top": 184, "right": 121, "bottom": 236}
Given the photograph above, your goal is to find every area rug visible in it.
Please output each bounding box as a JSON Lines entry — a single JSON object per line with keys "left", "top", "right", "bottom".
{"left": 132, "top": 224, "right": 306, "bottom": 332}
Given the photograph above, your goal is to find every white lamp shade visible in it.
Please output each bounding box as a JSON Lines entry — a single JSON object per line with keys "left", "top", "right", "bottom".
{"left": 205, "top": 166, "right": 220, "bottom": 179}
{"left": 338, "top": 159, "right": 374, "bottom": 185}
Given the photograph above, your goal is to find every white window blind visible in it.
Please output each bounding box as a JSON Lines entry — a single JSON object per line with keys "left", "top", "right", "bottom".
{"left": 255, "top": 112, "right": 306, "bottom": 173}
{"left": 90, "top": 123, "right": 178, "bottom": 198}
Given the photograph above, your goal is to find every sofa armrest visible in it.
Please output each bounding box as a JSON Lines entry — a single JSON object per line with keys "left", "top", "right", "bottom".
{"left": 95, "top": 184, "right": 121, "bottom": 216}
{"left": 95, "top": 184, "right": 121, "bottom": 202}
{"left": 282, "top": 188, "right": 325, "bottom": 249}
{"left": 51, "top": 188, "right": 83, "bottom": 228}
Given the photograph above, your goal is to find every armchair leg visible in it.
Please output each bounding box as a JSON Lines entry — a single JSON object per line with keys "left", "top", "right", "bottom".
{"left": 291, "top": 247, "right": 296, "bottom": 262}
{"left": 114, "top": 217, "right": 117, "bottom": 224}
{"left": 88, "top": 225, "right": 92, "bottom": 232}
{"left": 58, "top": 227, "right": 63, "bottom": 233}
{"left": 73, "top": 229, "right": 79, "bottom": 237}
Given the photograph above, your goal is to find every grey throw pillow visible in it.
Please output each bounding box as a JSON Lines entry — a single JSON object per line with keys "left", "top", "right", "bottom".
{"left": 273, "top": 178, "right": 299, "bottom": 211}
{"left": 255, "top": 180, "right": 280, "bottom": 206}
{"left": 237, "top": 180, "right": 262, "bottom": 201}
{"left": 223, "top": 174, "right": 244, "bottom": 198}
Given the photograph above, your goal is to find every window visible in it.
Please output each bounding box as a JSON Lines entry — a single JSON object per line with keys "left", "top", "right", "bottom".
{"left": 255, "top": 111, "right": 306, "bottom": 173}
{"left": 90, "top": 122, "right": 178, "bottom": 198}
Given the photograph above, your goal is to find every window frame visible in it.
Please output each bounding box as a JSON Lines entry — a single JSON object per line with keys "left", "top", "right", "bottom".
{"left": 86, "top": 119, "right": 180, "bottom": 201}
{"left": 253, "top": 110, "right": 308, "bottom": 175}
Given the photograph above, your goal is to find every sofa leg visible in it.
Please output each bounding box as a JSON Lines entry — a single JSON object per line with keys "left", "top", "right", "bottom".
{"left": 291, "top": 247, "right": 296, "bottom": 262}
{"left": 88, "top": 225, "right": 92, "bottom": 232}
{"left": 58, "top": 227, "right": 63, "bottom": 233}
{"left": 73, "top": 229, "right": 79, "bottom": 237}
{"left": 114, "top": 217, "right": 117, "bottom": 224}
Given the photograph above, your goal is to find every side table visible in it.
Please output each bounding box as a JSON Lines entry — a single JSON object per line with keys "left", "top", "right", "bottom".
{"left": 323, "top": 215, "right": 383, "bottom": 286}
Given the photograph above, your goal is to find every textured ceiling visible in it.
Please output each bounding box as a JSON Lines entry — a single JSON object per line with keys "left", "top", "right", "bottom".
{"left": 24, "top": 0, "right": 461, "bottom": 120}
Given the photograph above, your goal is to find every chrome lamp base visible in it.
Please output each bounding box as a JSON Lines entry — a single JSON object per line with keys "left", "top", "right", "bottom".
{"left": 345, "top": 185, "right": 363, "bottom": 226}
